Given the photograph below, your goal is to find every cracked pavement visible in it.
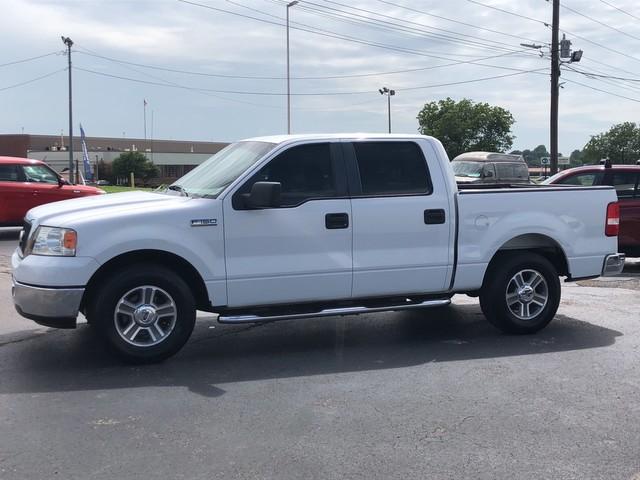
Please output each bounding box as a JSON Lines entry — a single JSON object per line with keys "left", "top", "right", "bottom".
{"left": 1, "top": 227, "right": 639, "bottom": 480}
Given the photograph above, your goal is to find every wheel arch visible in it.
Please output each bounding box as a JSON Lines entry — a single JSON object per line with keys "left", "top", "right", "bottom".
{"left": 483, "top": 233, "right": 570, "bottom": 286}
{"left": 82, "top": 249, "right": 211, "bottom": 313}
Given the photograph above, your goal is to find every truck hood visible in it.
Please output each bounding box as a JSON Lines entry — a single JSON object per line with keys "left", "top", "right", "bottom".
{"left": 26, "top": 191, "right": 190, "bottom": 227}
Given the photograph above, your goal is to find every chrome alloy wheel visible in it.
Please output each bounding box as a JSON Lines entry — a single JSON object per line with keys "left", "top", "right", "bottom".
{"left": 114, "top": 285, "right": 177, "bottom": 347}
{"left": 505, "top": 269, "right": 548, "bottom": 321}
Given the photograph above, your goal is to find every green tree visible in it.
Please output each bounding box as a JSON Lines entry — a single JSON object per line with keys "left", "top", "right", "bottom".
{"left": 569, "top": 149, "right": 584, "bottom": 166}
{"left": 417, "top": 97, "right": 515, "bottom": 159}
{"left": 583, "top": 122, "right": 640, "bottom": 164}
{"left": 510, "top": 145, "right": 549, "bottom": 167}
{"left": 111, "top": 151, "right": 159, "bottom": 181}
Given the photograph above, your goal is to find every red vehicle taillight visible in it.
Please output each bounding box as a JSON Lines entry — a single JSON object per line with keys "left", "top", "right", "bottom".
{"left": 605, "top": 202, "right": 620, "bottom": 237}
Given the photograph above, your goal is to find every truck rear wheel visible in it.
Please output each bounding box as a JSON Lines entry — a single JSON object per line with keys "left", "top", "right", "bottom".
{"left": 90, "top": 264, "right": 196, "bottom": 363}
{"left": 479, "top": 252, "right": 560, "bottom": 334}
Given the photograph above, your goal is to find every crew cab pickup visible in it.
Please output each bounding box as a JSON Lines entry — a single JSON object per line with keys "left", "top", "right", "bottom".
{"left": 11, "top": 134, "right": 625, "bottom": 363}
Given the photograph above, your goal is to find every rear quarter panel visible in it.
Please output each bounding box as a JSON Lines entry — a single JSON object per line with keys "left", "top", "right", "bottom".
{"left": 453, "top": 186, "right": 619, "bottom": 291}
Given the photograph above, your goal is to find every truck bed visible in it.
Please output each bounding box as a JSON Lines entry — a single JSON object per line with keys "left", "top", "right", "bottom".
{"left": 451, "top": 184, "right": 618, "bottom": 291}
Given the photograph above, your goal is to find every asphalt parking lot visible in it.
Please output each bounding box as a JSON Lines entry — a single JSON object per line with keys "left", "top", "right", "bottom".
{"left": 1, "top": 227, "right": 639, "bottom": 480}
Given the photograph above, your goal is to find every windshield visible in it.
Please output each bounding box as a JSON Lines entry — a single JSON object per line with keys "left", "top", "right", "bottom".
{"left": 23, "top": 164, "right": 60, "bottom": 184}
{"left": 452, "top": 161, "right": 483, "bottom": 178}
{"left": 542, "top": 172, "right": 567, "bottom": 184}
{"left": 170, "top": 141, "right": 275, "bottom": 198}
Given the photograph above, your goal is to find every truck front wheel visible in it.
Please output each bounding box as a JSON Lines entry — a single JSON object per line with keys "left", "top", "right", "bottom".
{"left": 479, "top": 252, "right": 560, "bottom": 334}
{"left": 89, "top": 264, "right": 196, "bottom": 363}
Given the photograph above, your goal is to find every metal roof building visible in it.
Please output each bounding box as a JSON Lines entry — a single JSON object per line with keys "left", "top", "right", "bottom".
{"left": 0, "top": 134, "right": 229, "bottom": 179}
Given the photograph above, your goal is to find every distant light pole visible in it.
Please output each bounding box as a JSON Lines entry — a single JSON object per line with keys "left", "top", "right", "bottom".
{"left": 379, "top": 87, "right": 395, "bottom": 133}
{"left": 62, "top": 36, "right": 74, "bottom": 184}
{"left": 286, "top": 0, "right": 299, "bottom": 134}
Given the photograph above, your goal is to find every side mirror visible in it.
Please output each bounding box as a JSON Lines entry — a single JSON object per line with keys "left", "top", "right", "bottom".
{"left": 483, "top": 169, "right": 494, "bottom": 178}
{"left": 245, "top": 181, "right": 281, "bottom": 209}
{"left": 58, "top": 177, "right": 68, "bottom": 187}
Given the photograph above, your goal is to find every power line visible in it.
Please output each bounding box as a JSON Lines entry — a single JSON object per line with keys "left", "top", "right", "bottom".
{"left": 582, "top": 56, "right": 640, "bottom": 80}
{"left": 0, "top": 51, "right": 62, "bottom": 68}
{"left": 468, "top": 0, "right": 640, "bottom": 68}
{"left": 0, "top": 68, "right": 67, "bottom": 92}
{"left": 290, "top": 0, "right": 532, "bottom": 55}
{"left": 241, "top": 0, "right": 521, "bottom": 55}
{"left": 74, "top": 44, "right": 286, "bottom": 109}
{"left": 261, "top": 0, "right": 536, "bottom": 55}
{"left": 563, "top": 75, "right": 640, "bottom": 103}
{"left": 565, "top": 66, "right": 640, "bottom": 83}
{"left": 371, "top": 0, "right": 546, "bottom": 45}
{"left": 75, "top": 49, "right": 527, "bottom": 80}
{"left": 599, "top": 0, "right": 640, "bottom": 22}
{"left": 465, "top": 0, "right": 549, "bottom": 26}
{"left": 568, "top": 62, "right": 640, "bottom": 94}
{"left": 561, "top": 1, "right": 640, "bottom": 42}
{"left": 398, "top": 68, "right": 549, "bottom": 92}
{"left": 75, "top": 66, "right": 369, "bottom": 95}
{"left": 178, "top": 0, "right": 545, "bottom": 76}
{"left": 75, "top": 65, "right": 547, "bottom": 96}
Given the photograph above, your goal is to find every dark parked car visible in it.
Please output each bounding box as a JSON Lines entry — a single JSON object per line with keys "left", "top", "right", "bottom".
{"left": 545, "top": 164, "right": 640, "bottom": 257}
{"left": 451, "top": 151, "right": 530, "bottom": 184}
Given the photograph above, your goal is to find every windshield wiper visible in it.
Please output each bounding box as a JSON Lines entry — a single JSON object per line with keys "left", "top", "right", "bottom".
{"left": 167, "top": 184, "right": 190, "bottom": 197}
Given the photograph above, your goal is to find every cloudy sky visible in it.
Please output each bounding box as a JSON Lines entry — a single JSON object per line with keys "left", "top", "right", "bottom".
{"left": 1, "top": 0, "right": 639, "bottom": 154}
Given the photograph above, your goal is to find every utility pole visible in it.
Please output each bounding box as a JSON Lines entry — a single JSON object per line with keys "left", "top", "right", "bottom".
{"left": 523, "top": 4, "right": 581, "bottom": 177}
{"left": 286, "top": 1, "right": 299, "bottom": 135}
{"left": 62, "top": 36, "right": 74, "bottom": 184}
{"left": 379, "top": 87, "right": 396, "bottom": 133}
{"left": 550, "top": 0, "right": 560, "bottom": 175}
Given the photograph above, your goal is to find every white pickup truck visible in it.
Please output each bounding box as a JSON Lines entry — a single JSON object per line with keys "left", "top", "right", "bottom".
{"left": 11, "top": 134, "right": 625, "bottom": 362}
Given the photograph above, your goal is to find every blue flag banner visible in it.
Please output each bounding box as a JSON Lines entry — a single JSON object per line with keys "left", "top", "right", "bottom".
{"left": 80, "top": 124, "right": 93, "bottom": 182}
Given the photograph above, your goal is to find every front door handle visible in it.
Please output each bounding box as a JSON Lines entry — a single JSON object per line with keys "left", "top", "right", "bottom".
{"left": 424, "top": 209, "right": 446, "bottom": 224}
{"left": 325, "top": 212, "right": 349, "bottom": 229}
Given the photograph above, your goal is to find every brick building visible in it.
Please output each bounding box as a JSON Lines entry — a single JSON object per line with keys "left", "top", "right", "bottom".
{"left": 0, "top": 134, "right": 228, "bottom": 180}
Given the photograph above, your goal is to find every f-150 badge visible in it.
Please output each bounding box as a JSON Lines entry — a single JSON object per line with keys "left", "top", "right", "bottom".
{"left": 191, "top": 219, "right": 217, "bottom": 227}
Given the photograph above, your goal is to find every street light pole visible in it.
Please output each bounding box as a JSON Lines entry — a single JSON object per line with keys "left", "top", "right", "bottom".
{"left": 286, "top": 1, "right": 299, "bottom": 135}
{"left": 379, "top": 87, "right": 396, "bottom": 133}
{"left": 62, "top": 36, "right": 74, "bottom": 184}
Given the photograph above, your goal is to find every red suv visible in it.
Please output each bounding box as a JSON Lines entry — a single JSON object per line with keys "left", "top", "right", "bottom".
{"left": 0, "top": 156, "right": 105, "bottom": 227}
{"left": 545, "top": 164, "right": 640, "bottom": 257}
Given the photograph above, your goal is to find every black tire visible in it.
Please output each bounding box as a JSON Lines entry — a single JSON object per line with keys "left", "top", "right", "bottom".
{"left": 89, "top": 264, "right": 196, "bottom": 363}
{"left": 479, "top": 252, "right": 560, "bottom": 334}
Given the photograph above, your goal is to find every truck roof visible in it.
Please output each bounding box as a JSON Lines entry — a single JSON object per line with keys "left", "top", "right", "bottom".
{"left": 0, "top": 156, "right": 45, "bottom": 165}
{"left": 244, "top": 133, "right": 433, "bottom": 144}
{"left": 453, "top": 151, "right": 525, "bottom": 163}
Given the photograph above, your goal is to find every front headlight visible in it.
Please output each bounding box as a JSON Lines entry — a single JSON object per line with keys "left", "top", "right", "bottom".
{"left": 28, "top": 226, "right": 77, "bottom": 257}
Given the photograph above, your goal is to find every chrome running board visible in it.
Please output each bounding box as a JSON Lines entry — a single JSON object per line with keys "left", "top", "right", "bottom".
{"left": 218, "top": 298, "right": 451, "bottom": 324}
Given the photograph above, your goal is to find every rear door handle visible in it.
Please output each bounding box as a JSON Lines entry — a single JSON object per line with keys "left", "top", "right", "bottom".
{"left": 424, "top": 209, "right": 446, "bottom": 224}
{"left": 325, "top": 212, "right": 349, "bottom": 229}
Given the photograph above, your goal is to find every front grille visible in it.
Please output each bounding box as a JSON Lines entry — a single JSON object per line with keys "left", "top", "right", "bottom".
{"left": 19, "top": 220, "right": 32, "bottom": 254}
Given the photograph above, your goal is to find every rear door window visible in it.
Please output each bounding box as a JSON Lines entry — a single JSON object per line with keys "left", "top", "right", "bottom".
{"left": 556, "top": 172, "right": 603, "bottom": 186}
{"left": 496, "top": 163, "right": 528, "bottom": 180}
{"left": 352, "top": 141, "right": 432, "bottom": 196}
{"left": 0, "top": 164, "right": 20, "bottom": 181}
{"left": 605, "top": 171, "right": 639, "bottom": 198}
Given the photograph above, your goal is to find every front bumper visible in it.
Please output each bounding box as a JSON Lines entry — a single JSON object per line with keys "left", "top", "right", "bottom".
{"left": 602, "top": 253, "right": 625, "bottom": 276}
{"left": 11, "top": 277, "right": 84, "bottom": 329}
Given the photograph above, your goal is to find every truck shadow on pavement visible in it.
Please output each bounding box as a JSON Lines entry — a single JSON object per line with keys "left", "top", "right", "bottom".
{"left": 0, "top": 304, "right": 622, "bottom": 398}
